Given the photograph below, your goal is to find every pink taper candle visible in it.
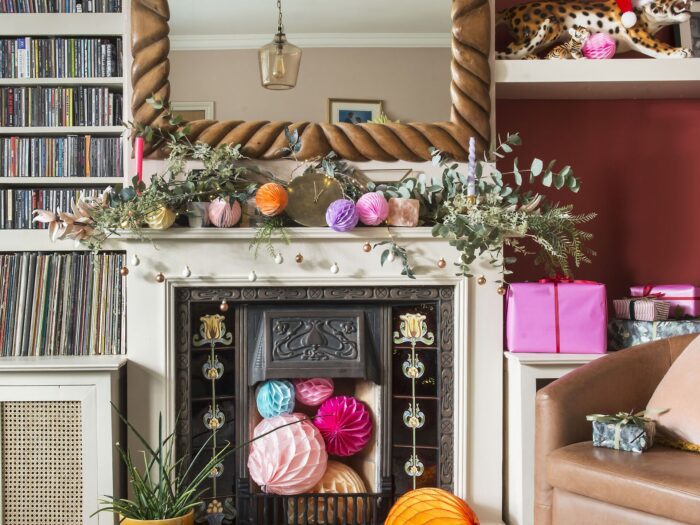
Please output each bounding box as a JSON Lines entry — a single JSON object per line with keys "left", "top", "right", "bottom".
{"left": 134, "top": 136, "right": 144, "bottom": 183}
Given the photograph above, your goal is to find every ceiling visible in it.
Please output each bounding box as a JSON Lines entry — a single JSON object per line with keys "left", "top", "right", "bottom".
{"left": 169, "top": 0, "right": 452, "bottom": 49}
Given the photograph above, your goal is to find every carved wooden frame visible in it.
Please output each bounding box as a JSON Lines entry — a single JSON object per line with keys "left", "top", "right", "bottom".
{"left": 131, "top": 0, "right": 491, "bottom": 161}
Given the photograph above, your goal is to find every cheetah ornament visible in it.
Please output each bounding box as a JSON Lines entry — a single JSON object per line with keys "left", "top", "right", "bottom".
{"left": 497, "top": 0, "right": 693, "bottom": 59}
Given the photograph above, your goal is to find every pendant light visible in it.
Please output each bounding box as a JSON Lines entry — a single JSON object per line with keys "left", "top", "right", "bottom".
{"left": 259, "top": 0, "right": 302, "bottom": 90}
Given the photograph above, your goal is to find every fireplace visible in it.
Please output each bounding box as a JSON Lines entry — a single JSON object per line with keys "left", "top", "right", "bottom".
{"left": 175, "top": 286, "right": 455, "bottom": 524}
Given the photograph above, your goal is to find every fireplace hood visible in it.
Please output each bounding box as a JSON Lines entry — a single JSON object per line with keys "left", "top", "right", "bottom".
{"left": 247, "top": 304, "right": 381, "bottom": 384}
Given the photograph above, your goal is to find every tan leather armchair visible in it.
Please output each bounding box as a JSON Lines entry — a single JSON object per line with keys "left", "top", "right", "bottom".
{"left": 535, "top": 334, "right": 700, "bottom": 525}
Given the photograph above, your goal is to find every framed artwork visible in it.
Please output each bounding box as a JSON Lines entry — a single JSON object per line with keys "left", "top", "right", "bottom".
{"left": 679, "top": 3, "right": 700, "bottom": 57}
{"left": 171, "top": 101, "right": 215, "bottom": 121}
{"left": 362, "top": 168, "right": 414, "bottom": 185}
{"left": 327, "top": 98, "right": 383, "bottom": 124}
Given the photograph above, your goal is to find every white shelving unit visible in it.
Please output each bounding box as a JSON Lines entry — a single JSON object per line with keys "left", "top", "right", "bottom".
{"left": 0, "top": 8, "right": 129, "bottom": 244}
{"left": 0, "top": 77, "right": 124, "bottom": 87}
{"left": 496, "top": 58, "right": 700, "bottom": 99}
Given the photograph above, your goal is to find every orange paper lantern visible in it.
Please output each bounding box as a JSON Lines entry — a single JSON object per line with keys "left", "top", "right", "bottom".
{"left": 256, "top": 182, "right": 288, "bottom": 216}
{"left": 385, "top": 488, "right": 479, "bottom": 525}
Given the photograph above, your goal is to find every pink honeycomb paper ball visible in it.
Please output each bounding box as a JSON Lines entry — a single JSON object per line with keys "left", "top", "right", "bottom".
{"left": 293, "top": 378, "right": 335, "bottom": 407}
{"left": 582, "top": 33, "right": 617, "bottom": 60}
{"left": 247, "top": 413, "right": 328, "bottom": 495}
{"left": 314, "top": 396, "right": 373, "bottom": 457}
{"left": 356, "top": 192, "right": 389, "bottom": 226}
{"left": 208, "top": 198, "right": 242, "bottom": 228}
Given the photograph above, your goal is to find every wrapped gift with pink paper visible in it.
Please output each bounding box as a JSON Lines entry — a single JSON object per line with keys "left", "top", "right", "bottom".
{"left": 506, "top": 278, "right": 607, "bottom": 353}
{"left": 630, "top": 284, "right": 700, "bottom": 318}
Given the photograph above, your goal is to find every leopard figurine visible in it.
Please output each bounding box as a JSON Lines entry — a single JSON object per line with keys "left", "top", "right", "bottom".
{"left": 545, "top": 25, "right": 591, "bottom": 58}
{"left": 496, "top": 0, "right": 692, "bottom": 59}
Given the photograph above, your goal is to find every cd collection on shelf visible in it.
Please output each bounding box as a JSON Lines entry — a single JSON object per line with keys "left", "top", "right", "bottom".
{"left": 0, "top": 86, "right": 123, "bottom": 126}
{"left": 1, "top": 135, "right": 123, "bottom": 178}
{"left": 0, "top": 0, "right": 121, "bottom": 12}
{"left": 0, "top": 251, "right": 125, "bottom": 356}
{"left": 0, "top": 187, "right": 101, "bottom": 228}
{"left": 1, "top": 37, "right": 123, "bottom": 78}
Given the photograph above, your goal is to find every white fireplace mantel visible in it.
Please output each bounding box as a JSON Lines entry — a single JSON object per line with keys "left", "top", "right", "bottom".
{"left": 116, "top": 227, "right": 504, "bottom": 524}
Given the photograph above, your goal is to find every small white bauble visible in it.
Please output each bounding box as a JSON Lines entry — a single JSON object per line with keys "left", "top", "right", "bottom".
{"left": 330, "top": 262, "right": 340, "bottom": 274}
{"left": 248, "top": 270, "right": 258, "bottom": 282}
{"left": 131, "top": 254, "right": 140, "bottom": 267}
{"left": 387, "top": 251, "right": 396, "bottom": 262}
{"left": 181, "top": 266, "right": 192, "bottom": 278}
{"left": 274, "top": 253, "right": 284, "bottom": 265}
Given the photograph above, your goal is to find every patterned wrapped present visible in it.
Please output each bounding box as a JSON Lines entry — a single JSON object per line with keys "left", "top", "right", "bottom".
{"left": 608, "top": 319, "right": 700, "bottom": 350}
{"left": 586, "top": 410, "right": 662, "bottom": 453}
{"left": 613, "top": 298, "right": 671, "bottom": 322}
{"left": 630, "top": 284, "right": 700, "bottom": 318}
{"left": 506, "top": 278, "right": 607, "bottom": 353}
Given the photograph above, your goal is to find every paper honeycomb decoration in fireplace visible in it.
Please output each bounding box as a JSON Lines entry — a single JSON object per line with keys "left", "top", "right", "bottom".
{"left": 175, "top": 286, "right": 454, "bottom": 524}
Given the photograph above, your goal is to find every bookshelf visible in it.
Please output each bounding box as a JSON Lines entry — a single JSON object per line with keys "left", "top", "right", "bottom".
{"left": 0, "top": 2, "right": 129, "bottom": 358}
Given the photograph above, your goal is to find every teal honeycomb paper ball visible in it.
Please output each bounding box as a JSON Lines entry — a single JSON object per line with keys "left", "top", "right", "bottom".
{"left": 256, "top": 380, "right": 295, "bottom": 419}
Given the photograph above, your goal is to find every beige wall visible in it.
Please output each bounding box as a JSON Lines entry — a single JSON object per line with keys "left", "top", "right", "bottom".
{"left": 169, "top": 47, "right": 452, "bottom": 123}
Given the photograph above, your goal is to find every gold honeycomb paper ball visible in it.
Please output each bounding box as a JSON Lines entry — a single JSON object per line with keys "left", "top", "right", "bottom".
{"left": 288, "top": 461, "right": 367, "bottom": 525}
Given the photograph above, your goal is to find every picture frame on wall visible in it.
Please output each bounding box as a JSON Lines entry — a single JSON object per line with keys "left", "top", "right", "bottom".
{"left": 327, "top": 98, "right": 383, "bottom": 124}
{"left": 171, "top": 101, "right": 215, "bottom": 122}
{"left": 678, "top": 3, "right": 700, "bottom": 57}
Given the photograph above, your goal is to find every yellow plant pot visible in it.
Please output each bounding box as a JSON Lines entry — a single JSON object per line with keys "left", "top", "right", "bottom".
{"left": 145, "top": 207, "right": 177, "bottom": 230}
{"left": 120, "top": 510, "right": 194, "bottom": 525}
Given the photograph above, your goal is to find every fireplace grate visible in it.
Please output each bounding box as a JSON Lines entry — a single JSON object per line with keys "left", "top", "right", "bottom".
{"left": 248, "top": 492, "right": 392, "bottom": 525}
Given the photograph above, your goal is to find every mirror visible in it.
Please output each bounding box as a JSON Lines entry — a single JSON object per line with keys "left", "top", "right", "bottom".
{"left": 131, "top": 0, "right": 492, "bottom": 161}
{"left": 167, "top": 0, "right": 453, "bottom": 124}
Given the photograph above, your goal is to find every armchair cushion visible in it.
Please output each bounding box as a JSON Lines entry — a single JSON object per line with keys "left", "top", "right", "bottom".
{"left": 547, "top": 442, "right": 700, "bottom": 524}
{"left": 647, "top": 336, "right": 700, "bottom": 449}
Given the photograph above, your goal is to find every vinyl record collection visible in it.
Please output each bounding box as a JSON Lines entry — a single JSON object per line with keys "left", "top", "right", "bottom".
{"left": 0, "top": 0, "right": 121, "bottom": 12}
{"left": 0, "top": 86, "right": 123, "bottom": 127}
{"left": 0, "top": 37, "right": 123, "bottom": 78}
{"left": 0, "top": 187, "right": 101, "bottom": 229}
{"left": 1, "top": 135, "right": 123, "bottom": 178}
{"left": 0, "top": 251, "right": 125, "bottom": 356}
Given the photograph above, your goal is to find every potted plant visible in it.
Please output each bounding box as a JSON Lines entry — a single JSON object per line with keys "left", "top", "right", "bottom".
{"left": 95, "top": 408, "right": 231, "bottom": 524}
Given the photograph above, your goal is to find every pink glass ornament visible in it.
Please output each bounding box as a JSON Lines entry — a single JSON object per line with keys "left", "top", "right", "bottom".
{"left": 248, "top": 413, "right": 328, "bottom": 495}
{"left": 208, "top": 199, "right": 242, "bottom": 228}
{"left": 314, "top": 396, "right": 372, "bottom": 457}
{"left": 582, "top": 33, "right": 617, "bottom": 59}
{"left": 293, "top": 378, "right": 334, "bottom": 407}
{"left": 356, "top": 192, "right": 389, "bottom": 226}
{"left": 325, "top": 199, "right": 359, "bottom": 232}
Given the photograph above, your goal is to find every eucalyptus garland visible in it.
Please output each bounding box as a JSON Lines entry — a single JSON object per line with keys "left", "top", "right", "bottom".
{"left": 33, "top": 101, "right": 595, "bottom": 281}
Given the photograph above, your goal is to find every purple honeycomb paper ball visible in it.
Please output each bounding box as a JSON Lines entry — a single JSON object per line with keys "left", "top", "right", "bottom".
{"left": 325, "top": 199, "right": 359, "bottom": 232}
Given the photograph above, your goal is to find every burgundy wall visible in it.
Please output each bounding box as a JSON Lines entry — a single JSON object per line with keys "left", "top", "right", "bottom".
{"left": 496, "top": 99, "right": 700, "bottom": 299}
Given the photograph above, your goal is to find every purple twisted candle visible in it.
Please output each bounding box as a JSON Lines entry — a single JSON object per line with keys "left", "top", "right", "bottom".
{"left": 467, "top": 136, "right": 477, "bottom": 198}
{"left": 326, "top": 199, "right": 359, "bottom": 232}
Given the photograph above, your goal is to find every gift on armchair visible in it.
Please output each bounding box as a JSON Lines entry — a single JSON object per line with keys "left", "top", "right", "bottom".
{"left": 586, "top": 410, "right": 662, "bottom": 453}
{"left": 506, "top": 278, "right": 607, "bottom": 353}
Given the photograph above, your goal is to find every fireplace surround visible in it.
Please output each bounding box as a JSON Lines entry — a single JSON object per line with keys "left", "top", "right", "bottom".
{"left": 174, "top": 286, "right": 455, "bottom": 524}
{"left": 119, "top": 227, "right": 504, "bottom": 524}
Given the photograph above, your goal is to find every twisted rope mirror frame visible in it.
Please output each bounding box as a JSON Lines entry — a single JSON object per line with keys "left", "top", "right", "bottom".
{"left": 131, "top": 0, "right": 491, "bottom": 161}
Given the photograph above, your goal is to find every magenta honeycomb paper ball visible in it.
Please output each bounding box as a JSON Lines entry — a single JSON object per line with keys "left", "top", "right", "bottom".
{"left": 582, "top": 32, "right": 616, "bottom": 59}
{"left": 293, "top": 378, "right": 334, "bottom": 407}
{"left": 314, "top": 396, "right": 373, "bottom": 457}
{"left": 247, "top": 413, "right": 328, "bottom": 495}
{"left": 356, "top": 192, "right": 389, "bottom": 226}
{"left": 325, "top": 199, "right": 359, "bottom": 232}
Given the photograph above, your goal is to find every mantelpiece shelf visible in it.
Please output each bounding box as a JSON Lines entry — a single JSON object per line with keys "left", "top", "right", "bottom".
{"left": 496, "top": 58, "right": 700, "bottom": 99}
{"left": 0, "top": 13, "right": 124, "bottom": 36}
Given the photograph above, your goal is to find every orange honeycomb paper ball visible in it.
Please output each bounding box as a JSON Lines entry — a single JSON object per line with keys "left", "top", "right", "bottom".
{"left": 256, "top": 182, "right": 289, "bottom": 216}
{"left": 385, "top": 488, "right": 480, "bottom": 525}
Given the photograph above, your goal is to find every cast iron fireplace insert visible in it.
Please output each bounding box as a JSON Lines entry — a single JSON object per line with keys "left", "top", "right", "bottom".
{"left": 175, "top": 286, "right": 455, "bottom": 524}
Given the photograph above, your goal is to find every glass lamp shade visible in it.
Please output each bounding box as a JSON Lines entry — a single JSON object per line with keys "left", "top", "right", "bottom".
{"left": 259, "top": 34, "right": 302, "bottom": 90}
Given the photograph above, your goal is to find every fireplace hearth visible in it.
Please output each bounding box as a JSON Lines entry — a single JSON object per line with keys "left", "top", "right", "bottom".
{"left": 175, "top": 286, "right": 455, "bottom": 524}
